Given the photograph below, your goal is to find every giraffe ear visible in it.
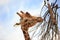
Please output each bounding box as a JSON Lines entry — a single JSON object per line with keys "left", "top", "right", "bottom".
{"left": 26, "top": 12, "right": 31, "bottom": 17}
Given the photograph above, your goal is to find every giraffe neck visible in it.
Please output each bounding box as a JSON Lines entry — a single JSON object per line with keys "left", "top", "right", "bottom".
{"left": 21, "top": 26, "right": 31, "bottom": 40}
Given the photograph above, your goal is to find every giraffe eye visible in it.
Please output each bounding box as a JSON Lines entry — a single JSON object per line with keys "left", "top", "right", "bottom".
{"left": 25, "top": 19, "right": 28, "bottom": 22}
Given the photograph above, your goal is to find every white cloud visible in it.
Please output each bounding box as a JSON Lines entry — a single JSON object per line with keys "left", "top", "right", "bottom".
{"left": 0, "top": 24, "right": 7, "bottom": 40}
{"left": 0, "top": 24, "right": 3, "bottom": 30}
{"left": 0, "top": 0, "right": 10, "bottom": 5}
{"left": 0, "top": 22, "right": 25, "bottom": 40}
{"left": 5, "top": 27, "right": 25, "bottom": 40}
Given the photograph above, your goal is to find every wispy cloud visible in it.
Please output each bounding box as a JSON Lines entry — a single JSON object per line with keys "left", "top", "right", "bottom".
{"left": 0, "top": 0, "right": 10, "bottom": 5}
{"left": 5, "top": 26, "right": 25, "bottom": 40}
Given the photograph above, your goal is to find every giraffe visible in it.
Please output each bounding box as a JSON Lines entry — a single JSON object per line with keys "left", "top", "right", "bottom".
{"left": 14, "top": 11, "right": 43, "bottom": 40}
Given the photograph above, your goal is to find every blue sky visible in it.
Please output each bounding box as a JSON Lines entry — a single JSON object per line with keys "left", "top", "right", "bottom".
{"left": 0, "top": 0, "right": 60, "bottom": 40}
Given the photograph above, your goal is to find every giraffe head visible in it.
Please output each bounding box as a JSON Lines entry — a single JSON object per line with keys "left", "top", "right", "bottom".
{"left": 15, "top": 11, "right": 43, "bottom": 27}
